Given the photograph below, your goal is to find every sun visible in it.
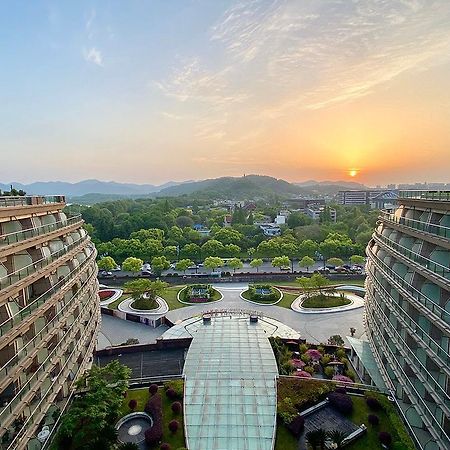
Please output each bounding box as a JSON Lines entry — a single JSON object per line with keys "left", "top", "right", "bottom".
{"left": 348, "top": 169, "right": 359, "bottom": 177}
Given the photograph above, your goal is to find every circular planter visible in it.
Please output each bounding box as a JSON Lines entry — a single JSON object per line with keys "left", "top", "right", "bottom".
{"left": 177, "top": 286, "right": 223, "bottom": 305}
{"left": 239, "top": 287, "right": 283, "bottom": 306}
{"left": 291, "top": 291, "right": 364, "bottom": 314}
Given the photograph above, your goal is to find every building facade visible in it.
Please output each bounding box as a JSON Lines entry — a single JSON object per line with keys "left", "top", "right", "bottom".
{"left": 0, "top": 195, "right": 100, "bottom": 450}
{"left": 338, "top": 189, "right": 398, "bottom": 208}
{"left": 365, "top": 190, "right": 450, "bottom": 449}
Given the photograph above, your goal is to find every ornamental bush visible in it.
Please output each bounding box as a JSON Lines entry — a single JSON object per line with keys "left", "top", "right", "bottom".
{"left": 171, "top": 401, "right": 182, "bottom": 414}
{"left": 128, "top": 399, "right": 137, "bottom": 410}
{"left": 368, "top": 414, "right": 380, "bottom": 426}
{"left": 379, "top": 431, "right": 392, "bottom": 446}
{"left": 306, "top": 349, "right": 322, "bottom": 361}
{"left": 168, "top": 420, "right": 179, "bottom": 434}
{"left": 294, "top": 370, "right": 312, "bottom": 378}
{"left": 332, "top": 375, "right": 353, "bottom": 383}
{"left": 144, "top": 394, "right": 163, "bottom": 446}
{"left": 160, "top": 444, "right": 171, "bottom": 450}
{"left": 366, "top": 396, "right": 382, "bottom": 411}
{"left": 166, "top": 388, "right": 177, "bottom": 400}
{"left": 328, "top": 392, "right": 353, "bottom": 414}
{"left": 324, "top": 367, "right": 335, "bottom": 379}
{"left": 149, "top": 384, "right": 159, "bottom": 395}
{"left": 287, "top": 415, "right": 305, "bottom": 437}
{"left": 164, "top": 380, "right": 184, "bottom": 399}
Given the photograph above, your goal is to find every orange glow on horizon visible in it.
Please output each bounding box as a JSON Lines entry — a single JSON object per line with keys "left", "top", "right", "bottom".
{"left": 348, "top": 169, "right": 359, "bottom": 177}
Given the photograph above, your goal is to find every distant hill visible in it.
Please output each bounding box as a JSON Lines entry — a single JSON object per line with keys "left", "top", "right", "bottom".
{"left": 0, "top": 179, "right": 187, "bottom": 197}
{"left": 294, "top": 180, "right": 368, "bottom": 189}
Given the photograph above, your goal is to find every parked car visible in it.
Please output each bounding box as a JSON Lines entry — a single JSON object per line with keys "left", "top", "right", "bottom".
{"left": 280, "top": 266, "right": 291, "bottom": 272}
{"left": 99, "top": 270, "right": 112, "bottom": 277}
{"left": 315, "top": 267, "right": 330, "bottom": 274}
{"left": 111, "top": 266, "right": 121, "bottom": 271}
{"left": 335, "top": 266, "right": 350, "bottom": 274}
{"left": 350, "top": 265, "right": 363, "bottom": 274}
{"left": 141, "top": 270, "right": 152, "bottom": 276}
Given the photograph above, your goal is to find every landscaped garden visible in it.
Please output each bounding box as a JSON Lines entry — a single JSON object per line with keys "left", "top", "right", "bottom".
{"left": 275, "top": 377, "right": 415, "bottom": 450}
{"left": 301, "top": 293, "right": 351, "bottom": 309}
{"left": 241, "top": 284, "right": 281, "bottom": 304}
{"left": 51, "top": 361, "right": 187, "bottom": 450}
{"left": 124, "top": 279, "right": 168, "bottom": 310}
{"left": 178, "top": 284, "right": 221, "bottom": 304}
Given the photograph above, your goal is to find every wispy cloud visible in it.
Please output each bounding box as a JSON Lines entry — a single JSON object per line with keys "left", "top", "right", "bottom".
{"left": 85, "top": 9, "right": 96, "bottom": 39}
{"left": 83, "top": 47, "right": 103, "bottom": 66}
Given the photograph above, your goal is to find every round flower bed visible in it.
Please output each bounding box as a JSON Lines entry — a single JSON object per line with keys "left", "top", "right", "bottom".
{"left": 241, "top": 284, "right": 282, "bottom": 304}
{"left": 177, "top": 285, "right": 222, "bottom": 304}
{"left": 99, "top": 290, "right": 115, "bottom": 300}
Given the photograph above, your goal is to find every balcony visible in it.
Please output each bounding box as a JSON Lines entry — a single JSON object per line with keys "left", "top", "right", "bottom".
{"left": 0, "top": 215, "right": 83, "bottom": 255}
{"left": 0, "top": 196, "right": 66, "bottom": 208}
{"left": 398, "top": 190, "right": 450, "bottom": 202}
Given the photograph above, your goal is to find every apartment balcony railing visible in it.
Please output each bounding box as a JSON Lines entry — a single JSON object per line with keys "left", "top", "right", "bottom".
{"left": 367, "top": 264, "right": 450, "bottom": 370}
{"left": 366, "top": 293, "right": 450, "bottom": 412}
{"left": 0, "top": 215, "right": 83, "bottom": 247}
{"left": 373, "top": 232, "right": 449, "bottom": 280}
{"left": 4, "top": 319, "right": 97, "bottom": 450}
{"left": 0, "top": 195, "right": 65, "bottom": 208}
{"left": 0, "top": 298, "right": 97, "bottom": 428}
{"left": 0, "top": 246, "right": 96, "bottom": 338}
{"left": 0, "top": 270, "right": 97, "bottom": 383}
{"left": 380, "top": 211, "right": 450, "bottom": 240}
{"left": 0, "top": 234, "right": 90, "bottom": 290}
{"left": 398, "top": 190, "right": 450, "bottom": 202}
{"left": 367, "top": 245, "right": 449, "bottom": 326}
{"left": 366, "top": 311, "right": 450, "bottom": 447}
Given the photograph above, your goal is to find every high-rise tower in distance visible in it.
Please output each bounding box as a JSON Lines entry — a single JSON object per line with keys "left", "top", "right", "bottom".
{"left": 365, "top": 190, "right": 449, "bottom": 450}
{"left": 0, "top": 195, "right": 100, "bottom": 450}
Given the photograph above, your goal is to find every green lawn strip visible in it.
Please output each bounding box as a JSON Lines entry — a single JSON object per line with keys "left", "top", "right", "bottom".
{"left": 159, "top": 285, "right": 188, "bottom": 310}
{"left": 274, "top": 422, "right": 297, "bottom": 450}
{"left": 268, "top": 277, "right": 366, "bottom": 288}
{"left": 301, "top": 294, "right": 351, "bottom": 308}
{"left": 241, "top": 288, "right": 281, "bottom": 304}
{"left": 120, "top": 388, "right": 186, "bottom": 449}
{"left": 276, "top": 291, "right": 298, "bottom": 309}
{"left": 107, "top": 293, "right": 130, "bottom": 310}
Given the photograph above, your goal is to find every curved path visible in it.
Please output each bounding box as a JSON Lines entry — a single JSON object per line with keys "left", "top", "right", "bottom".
{"left": 291, "top": 292, "right": 364, "bottom": 314}
{"left": 118, "top": 296, "right": 169, "bottom": 315}
{"left": 165, "top": 283, "right": 365, "bottom": 345}
{"left": 99, "top": 288, "right": 123, "bottom": 307}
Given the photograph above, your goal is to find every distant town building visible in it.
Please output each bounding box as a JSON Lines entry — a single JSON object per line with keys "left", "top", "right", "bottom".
{"left": 306, "top": 205, "right": 337, "bottom": 222}
{"left": 284, "top": 198, "right": 326, "bottom": 209}
{"left": 259, "top": 224, "right": 282, "bottom": 237}
{"left": 223, "top": 214, "right": 232, "bottom": 228}
{"left": 337, "top": 190, "right": 398, "bottom": 209}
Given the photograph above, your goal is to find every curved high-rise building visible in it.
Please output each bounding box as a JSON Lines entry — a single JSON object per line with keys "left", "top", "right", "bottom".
{"left": 0, "top": 195, "right": 100, "bottom": 450}
{"left": 365, "top": 190, "right": 449, "bottom": 450}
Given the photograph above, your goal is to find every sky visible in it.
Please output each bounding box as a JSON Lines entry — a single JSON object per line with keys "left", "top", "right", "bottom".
{"left": 1, "top": 0, "right": 450, "bottom": 186}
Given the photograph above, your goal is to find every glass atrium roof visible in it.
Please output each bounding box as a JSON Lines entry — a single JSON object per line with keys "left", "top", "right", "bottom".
{"left": 183, "top": 316, "right": 279, "bottom": 450}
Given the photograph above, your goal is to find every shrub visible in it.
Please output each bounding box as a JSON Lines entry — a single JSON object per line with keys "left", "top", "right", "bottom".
{"left": 128, "top": 399, "right": 137, "bottom": 410}
{"left": 166, "top": 388, "right": 177, "bottom": 400}
{"left": 294, "top": 370, "right": 312, "bottom": 378}
{"left": 277, "top": 397, "right": 297, "bottom": 425}
{"left": 320, "top": 355, "right": 331, "bottom": 366}
{"left": 306, "top": 349, "right": 322, "bottom": 361}
{"left": 144, "top": 394, "right": 163, "bottom": 446}
{"left": 301, "top": 353, "right": 311, "bottom": 364}
{"left": 324, "top": 367, "right": 335, "bottom": 379}
{"left": 379, "top": 431, "right": 392, "bottom": 446}
{"left": 368, "top": 414, "right": 380, "bottom": 426}
{"left": 160, "top": 444, "right": 171, "bottom": 450}
{"left": 168, "top": 420, "right": 179, "bottom": 434}
{"left": 149, "top": 384, "right": 159, "bottom": 395}
{"left": 164, "top": 380, "right": 184, "bottom": 399}
{"left": 332, "top": 375, "right": 353, "bottom": 383}
{"left": 317, "top": 346, "right": 325, "bottom": 354}
{"left": 299, "top": 344, "right": 308, "bottom": 354}
{"left": 171, "top": 401, "right": 182, "bottom": 414}
{"left": 328, "top": 392, "right": 353, "bottom": 414}
{"left": 304, "top": 366, "right": 314, "bottom": 374}
{"left": 366, "top": 396, "right": 382, "bottom": 411}
{"left": 345, "top": 369, "right": 356, "bottom": 381}
{"left": 287, "top": 415, "right": 305, "bottom": 437}
{"left": 336, "top": 348, "right": 346, "bottom": 359}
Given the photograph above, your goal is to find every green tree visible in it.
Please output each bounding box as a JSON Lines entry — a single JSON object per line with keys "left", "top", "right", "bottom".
{"left": 57, "top": 361, "right": 131, "bottom": 450}
{"left": 299, "top": 256, "right": 315, "bottom": 272}
{"left": 328, "top": 335, "right": 345, "bottom": 346}
{"left": 176, "top": 215, "right": 194, "bottom": 228}
{"left": 122, "top": 257, "right": 143, "bottom": 274}
{"left": 97, "top": 256, "right": 117, "bottom": 271}
{"left": 287, "top": 212, "right": 312, "bottom": 228}
{"left": 142, "top": 238, "right": 163, "bottom": 260}
{"left": 163, "top": 245, "right": 178, "bottom": 261}
{"left": 256, "top": 239, "right": 280, "bottom": 258}
{"left": 224, "top": 243, "right": 241, "bottom": 257}
{"left": 247, "top": 247, "right": 255, "bottom": 258}
{"left": 176, "top": 259, "right": 194, "bottom": 274}
{"left": 298, "top": 239, "right": 318, "bottom": 258}
{"left": 204, "top": 256, "right": 224, "bottom": 271}
{"left": 250, "top": 258, "right": 264, "bottom": 272}
{"left": 297, "top": 273, "right": 330, "bottom": 297}
{"left": 213, "top": 227, "right": 243, "bottom": 245}
{"left": 180, "top": 243, "right": 201, "bottom": 261}
{"left": 124, "top": 279, "right": 168, "bottom": 301}
{"left": 350, "top": 254, "right": 365, "bottom": 265}
{"left": 201, "top": 239, "right": 225, "bottom": 257}
{"left": 327, "top": 257, "right": 344, "bottom": 267}
{"left": 228, "top": 258, "right": 243, "bottom": 273}
{"left": 151, "top": 256, "right": 170, "bottom": 275}
{"left": 272, "top": 255, "right": 291, "bottom": 271}
{"left": 130, "top": 228, "right": 164, "bottom": 242}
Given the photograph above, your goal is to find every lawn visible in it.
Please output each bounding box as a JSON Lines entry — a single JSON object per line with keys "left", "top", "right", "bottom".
{"left": 301, "top": 294, "right": 351, "bottom": 308}
{"left": 159, "top": 285, "right": 188, "bottom": 310}
{"left": 121, "top": 387, "right": 186, "bottom": 449}
{"left": 107, "top": 293, "right": 130, "bottom": 310}
{"left": 275, "top": 291, "right": 298, "bottom": 309}
{"left": 270, "top": 277, "right": 366, "bottom": 288}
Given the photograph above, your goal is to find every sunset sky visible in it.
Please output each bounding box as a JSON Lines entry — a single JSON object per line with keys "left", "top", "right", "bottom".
{"left": 1, "top": 0, "right": 450, "bottom": 186}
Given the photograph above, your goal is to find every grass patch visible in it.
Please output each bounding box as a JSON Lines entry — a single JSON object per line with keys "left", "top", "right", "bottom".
{"left": 276, "top": 291, "right": 299, "bottom": 309}
{"left": 274, "top": 421, "right": 297, "bottom": 450}
{"left": 120, "top": 387, "right": 186, "bottom": 449}
{"left": 177, "top": 286, "right": 222, "bottom": 304}
{"left": 107, "top": 294, "right": 130, "bottom": 310}
{"left": 302, "top": 294, "right": 351, "bottom": 308}
{"left": 159, "top": 285, "right": 188, "bottom": 310}
{"left": 131, "top": 296, "right": 158, "bottom": 310}
{"left": 241, "top": 287, "right": 281, "bottom": 304}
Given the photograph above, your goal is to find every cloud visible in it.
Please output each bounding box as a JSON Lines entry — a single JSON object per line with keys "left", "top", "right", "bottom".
{"left": 86, "top": 9, "right": 96, "bottom": 39}
{"left": 83, "top": 47, "right": 103, "bottom": 66}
